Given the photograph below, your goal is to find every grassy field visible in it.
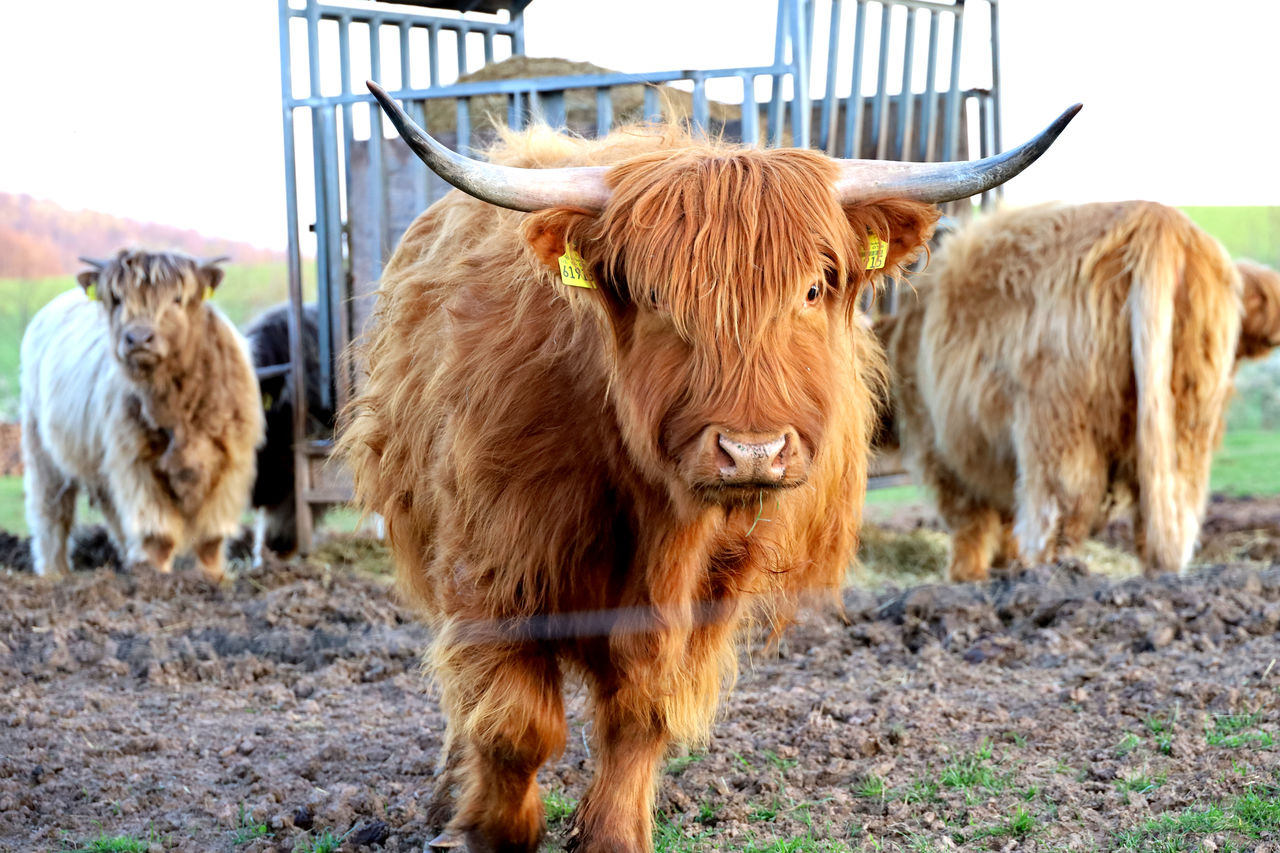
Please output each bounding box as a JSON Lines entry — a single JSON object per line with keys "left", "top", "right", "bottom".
{"left": 1180, "top": 206, "right": 1280, "bottom": 270}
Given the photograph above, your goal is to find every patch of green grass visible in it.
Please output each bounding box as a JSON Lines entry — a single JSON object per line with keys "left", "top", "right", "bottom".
{"left": 543, "top": 788, "right": 577, "bottom": 824}
{"left": 854, "top": 774, "right": 887, "bottom": 799}
{"left": 0, "top": 474, "right": 23, "bottom": 535}
{"left": 1205, "top": 712, "right": 1274, "bottom": 749}
{"left": 899, "top": 775, "right": 940, "bottom": 804}
{"left": 1211, "top": 429, "right": 1280, "bottom": 496}
{"left": 1116, "top": 732, "right": 1142, "bottom": 757}
{"left": 1180, "top": 206, "right": 1280, "bottom": 271}
{"left": 748, "top": 799, "right": 781, "bottom": 822}
{"left": 938, "top": 740, "right": 1003, "bottom": 795}
{"left": 230, "top": 803, "right": 271, "bottom": 845}
{"left": 762, "top": 750, "right": 797, "bottom": 773}
{"left": 1002, "top": 730, "right": 1028, "bottom": 748}
{"left": 1145, "top": 710, "right": 1178, "bottom": 755}
{"left": 965, "top": 805, "right": 1037, "bottom": 843}
{"left": 1113, "top": 785, "right": 1280, "bottom": 850}
{"left": 665, "top": 750, "right": 703, "bottom": 776}
{"left": 63, "top": 834, "right": 150, "bottom": 853}
{"left": 1117, "top": 770, "right": 1166, "bottom": 796}
{"left": 292, "top": 827, "right": 352, "bottom": 853}
{"left": 863, "top": 483, "right": 925, "bottom": 506}
{"left": 653, "top": 812, "right": 715, "bottom": 852}
{"left": 742, "top": 838, "right": 856, "bottom": 852}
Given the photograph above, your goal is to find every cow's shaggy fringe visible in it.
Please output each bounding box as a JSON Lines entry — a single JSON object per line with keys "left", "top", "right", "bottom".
{"left": 878, "top": 201, "right": 1280, "bottom": 581}
{"left": 21, "top": 249, "right": 263, "bottom": 580}
{"left": 340, "top": 123, "right": 936, "bottom": 851}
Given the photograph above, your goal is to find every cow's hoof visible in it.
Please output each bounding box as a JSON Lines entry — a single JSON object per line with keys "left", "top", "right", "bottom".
{"left": 426, "top": 830, "right": 466, "bottom": 850}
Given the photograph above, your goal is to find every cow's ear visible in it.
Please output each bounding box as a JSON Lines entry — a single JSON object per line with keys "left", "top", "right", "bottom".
{"left": 198, "top": 256, "right": 229, "bottom": 297}
{"left": 523, "top": 208, "right": 595, "bottom": 272}
{"left": 77, "top": 257, "right": 107, "bottom": 299}
{"left": 76, "top": 269, "right": 99, "bottom": 295}
{"left": 844, "top": 198, "right": 940, "bottom": 278}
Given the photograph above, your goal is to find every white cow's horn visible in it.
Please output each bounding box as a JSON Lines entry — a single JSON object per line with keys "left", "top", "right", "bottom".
{"left": 832, "top": 103, "right": 1082, "bottom": 204}
{"left": 367, "top": 80, "right": 612, "bottom": 213}
{"left": 369, "top": 79, "right": 1080, "bottom": 212}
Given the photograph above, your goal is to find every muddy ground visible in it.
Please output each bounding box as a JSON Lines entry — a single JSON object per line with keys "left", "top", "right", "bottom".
{"left": 1, "top": 498, "right": 1278, "bottom": 852}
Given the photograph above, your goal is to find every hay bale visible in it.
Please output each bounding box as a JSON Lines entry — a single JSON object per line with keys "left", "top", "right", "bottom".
{"left": 422, "top": 55, "right": 740, "bottom": 135}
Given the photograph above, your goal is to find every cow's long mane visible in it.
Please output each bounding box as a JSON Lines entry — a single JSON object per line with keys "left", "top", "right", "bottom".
{"left": 490, "top": 125, "right": 925, "bottom": 349}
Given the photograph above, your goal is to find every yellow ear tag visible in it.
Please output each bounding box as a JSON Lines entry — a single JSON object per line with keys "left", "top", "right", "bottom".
{"left": 204, "top": 286, "right": 214, "bottom": 300}
{"left": 862, "top": 231, "right": 888, "bottom": 271}
{"left": 558, "top": 243, "right": 597, "bottom": 289}
{"left": 262, "top": 392, "right": 273, "bottom": 412}
{"left": 86, "top": 283, "right": 98, "bottom": 301}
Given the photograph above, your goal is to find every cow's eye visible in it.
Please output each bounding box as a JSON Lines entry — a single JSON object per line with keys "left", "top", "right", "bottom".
{"left": 805, "top": 283, "right": 822, "bottom": 304}
{"left": 173, "top": 294, "right": 183, "bottom": 305}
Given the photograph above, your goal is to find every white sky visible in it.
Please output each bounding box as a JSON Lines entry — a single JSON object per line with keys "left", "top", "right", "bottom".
{"left": 1, "top": 0, "right": 1277, "bottom": 251}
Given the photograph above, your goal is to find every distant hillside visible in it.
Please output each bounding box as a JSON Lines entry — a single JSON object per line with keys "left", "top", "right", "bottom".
{"left": 0, "top": 192, "right": 283, "bottom": 277}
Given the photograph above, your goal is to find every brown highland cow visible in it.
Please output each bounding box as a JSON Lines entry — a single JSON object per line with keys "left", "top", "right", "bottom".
{"left": 878, "top": 201, "right": 1280, "bottom": 583}
{"left": 340, "top": 83, "right": 1077, "bottom": 852}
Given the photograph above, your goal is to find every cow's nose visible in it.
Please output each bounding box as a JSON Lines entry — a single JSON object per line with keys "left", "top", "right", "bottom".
{"left": 124, "top": 327, "right": 154, "bottom": 348}
{"left": 717, "top": 431, "right": 789, "bottom": 485}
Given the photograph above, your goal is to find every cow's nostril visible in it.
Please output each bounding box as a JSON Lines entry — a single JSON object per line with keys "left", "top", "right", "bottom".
{"left": 717, "top": 433, "right": 788, "bottom": 482}
{"left": 715, "top": 444, "right": 735, "bottom": 473}
{"left": 125, "top": 328, "right": 154, "bottom": 348}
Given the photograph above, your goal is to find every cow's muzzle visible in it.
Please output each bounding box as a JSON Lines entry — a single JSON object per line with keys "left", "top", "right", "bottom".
{"left": 118, "top": 324, "right": 163, "bottom": 370}
{"left": 685, "top": 427, "right": 810, "bottom": 495}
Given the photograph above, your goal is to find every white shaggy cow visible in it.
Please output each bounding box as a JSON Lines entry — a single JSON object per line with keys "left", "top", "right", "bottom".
{"left": 21, "top": 250, "right": 263, "bottom": 580}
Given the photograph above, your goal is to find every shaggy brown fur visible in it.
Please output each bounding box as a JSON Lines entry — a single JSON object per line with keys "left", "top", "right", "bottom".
{"left": 1237, "top": 259, "right": 1280, "bottom": 360}
{"left": 340, "top": 125, "right": 938, "bottom": 853}
{"left": 877, "top": 201, "right": 1280, "bottom": 582}
{"left": 21, "top": 250, "right": 262, "bottom": 580}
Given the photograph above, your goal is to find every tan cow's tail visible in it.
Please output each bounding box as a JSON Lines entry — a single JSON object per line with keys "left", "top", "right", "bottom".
{"left": 1125, "top": 213, "right": 1183, "bottom": 573}
{"left": 1118, "top": 204, "right": 1238, "bottom": 574}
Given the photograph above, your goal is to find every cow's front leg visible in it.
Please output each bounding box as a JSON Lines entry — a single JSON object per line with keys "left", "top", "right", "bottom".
{"left": 194, "top": 536, "right": 226, "bottom": 582}
{"left": 126, "top": 533, "right": 176, "bottom": 574}
{"left": 568, "top": 671, "right": 671, "bottom": 853}
{"left": 434, "top": 635, "right": 565, "bottom": 853}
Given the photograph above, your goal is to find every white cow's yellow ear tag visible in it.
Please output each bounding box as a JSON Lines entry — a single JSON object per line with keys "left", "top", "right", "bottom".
{"left": 862, "top": 231, "right": 888, "bottom": 271}
{"left": 204, "top": 286, "right": 215, "bottom": 300}
{"left": 86, "top": 283, "right": 98, "bottom": 301}
{"left": 558, "top": 243, "right": 597, "bottom": 289}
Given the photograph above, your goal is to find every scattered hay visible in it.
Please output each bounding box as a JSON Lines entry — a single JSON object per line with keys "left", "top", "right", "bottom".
{"left": 1078, "top": 539, "right": 1143, "bottom": 579}
{"left": 307, "top": 533, "right": 393, "bottom": 579}
{"left": 854, "top": 524, "right": 948, "bottom": 589}
{"left": 854, "top": 524, "right": 1146, "bottom": 587}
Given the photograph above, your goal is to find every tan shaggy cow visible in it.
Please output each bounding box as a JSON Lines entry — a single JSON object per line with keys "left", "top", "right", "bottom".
{"left": 340, "top": 82, "right": 1076, "bottom": 853}
{"left": 21, "top": 250, "right": 263, "bottom": 580}
{"left": 877, "top": 201, "right": 1280, "bottom": 583}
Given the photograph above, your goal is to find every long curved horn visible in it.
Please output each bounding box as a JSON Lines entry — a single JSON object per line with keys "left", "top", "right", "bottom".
{"left": 833, "top": 104, "right": 1082, "bottom": 204}
{"left": 367, "top": 80, "right": 612, "bottom": 212}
